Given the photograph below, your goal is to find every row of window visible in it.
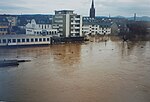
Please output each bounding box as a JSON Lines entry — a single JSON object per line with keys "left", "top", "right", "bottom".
{"left": 0, "top": 28, "right": 8, "bottom": 31}
{"left": 83, "top": 30, "right": 111, "bottom": 33}
{"left": 38, "top": 25, "right": 51, "bottom": 29}
{"left": 55, "top": 20, "right": 63, "bottom": 23}
{"left": 0, "top": 38, "right": 50, "bottom": 44}
{"left": 82, "top": 28, "right": 111, "bottom": 30}
{"left": 83, "top": 25, "right": 111, "bottom": 28}
{"left": 71, "top": 20, "right": 80, "bottom": 23}
{"left": 55, "top": 16, "right": 63, "bottom": 19}
{"left": 0, "top": 23, "right": 9, "bottom": 26}
{"left": 0, "top": 33, "right": 7, "bottom": 35}
{"left": 34, "top": 31, "right": 57, "bottom": 35}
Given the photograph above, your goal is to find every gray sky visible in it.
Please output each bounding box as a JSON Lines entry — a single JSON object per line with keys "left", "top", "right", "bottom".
{"left": 0, "top": 0, "right": 150, "bottom": 17}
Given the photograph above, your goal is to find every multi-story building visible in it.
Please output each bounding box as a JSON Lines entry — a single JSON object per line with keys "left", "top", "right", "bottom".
{"left": 0, "top": 15, "right": 17, "bottom": 26}
{"left": 82, "top": 23, "right": 111, "bottom": 36}
{"left": 82, "top": 17, "right": 112, "bottom": 35}
{"left": 52, "top": 10, "right": 83, "bottom": 37}
{"left": 26, "top": 19, "right": 58, "bottom": 36}
{"left": 0, "top": 17, "right": 9, "bottom": 35}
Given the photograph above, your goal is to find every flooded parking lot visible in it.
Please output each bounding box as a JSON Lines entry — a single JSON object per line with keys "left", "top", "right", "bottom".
{"left": 0, "top": 40, "right": 150, "bottom": 102}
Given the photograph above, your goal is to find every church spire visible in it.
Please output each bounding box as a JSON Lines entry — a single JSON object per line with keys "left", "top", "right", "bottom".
{"left": 91, "top": 0, "right": 94, "bottom": 8}
{"left": 90, "top": 0, "right": 95, "bottom": 18}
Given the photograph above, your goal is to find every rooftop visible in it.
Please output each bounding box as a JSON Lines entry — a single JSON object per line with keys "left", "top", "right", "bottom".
{"left": 0, "top": 16, "right": 9, "bottom": 23}
{"left": 55, "top": 10, "right": 74, "bottom": 15}
{"left": 0, "top": 34, "right": 51, "bottom": 39}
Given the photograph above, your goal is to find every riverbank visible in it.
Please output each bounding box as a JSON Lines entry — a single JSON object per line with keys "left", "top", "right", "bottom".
{"left": 87, "top": 34, "right": 150, "bottom": 42}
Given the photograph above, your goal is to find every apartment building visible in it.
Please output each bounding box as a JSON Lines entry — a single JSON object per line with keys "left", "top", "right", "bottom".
{"left": 52, "top": 10, "right": 83, "bottom": 37}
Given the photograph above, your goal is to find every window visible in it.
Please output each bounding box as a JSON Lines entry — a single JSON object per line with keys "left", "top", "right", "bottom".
{"left": 35, "top": 38, "right": 38, "bottom": 42}
{"left": 43, "top": 38, "right": 46, "bottom": 42}
{"left": 12, "top": 39, "right": 16, "bottom": 43}
{"left": 31, "top": 38, "right": 34, "bottom": 42}
{"left": 47, "top": 38, "right": 50, "bottom": 41}
{"left": 26, "top": 39, "right": 30, "bottom": 42}
{"left": 3, "top": 39, "right": 6, "bottom": 43}
{"left": 27, "top": 30, "right": 32, "bottom": 32}
{"left": 22, "top": 39, "right": 25, "bottom": 42}
{"left": 0, "top": 39, "right": 1, "bottom": 43}
{"left": 32, "top": 24, "right": 35, "bottom": 28}
{"left": 8, "top": 39, "right": 11, "bottom": 43}
{"left": 17, "top": 39, "right": 21, "bottom": 43}
{"left": 39, "top": 38, "right": 42, "bottom": 42}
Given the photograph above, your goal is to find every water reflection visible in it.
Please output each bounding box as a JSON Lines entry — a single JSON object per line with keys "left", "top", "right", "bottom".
{"left": 0, "top": 40, "right": 150, "bottom": 102}
{"left": 51, "top": 44, "right": 81, "bottom": 66}
{"left": 50, "top": 44, "right": 82, "bottom": 76}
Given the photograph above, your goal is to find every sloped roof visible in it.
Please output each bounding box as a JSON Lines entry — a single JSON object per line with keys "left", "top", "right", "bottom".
{"left": 17, "top": 15, "right": 52, "bottom": 26}
{"left": 0, "top": 16, "right": 9, "bottom": 23}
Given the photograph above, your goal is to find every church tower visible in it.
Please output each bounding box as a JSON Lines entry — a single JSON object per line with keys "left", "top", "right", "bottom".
{"left": 90, "top": 0, "right": 95, "bottom": 18}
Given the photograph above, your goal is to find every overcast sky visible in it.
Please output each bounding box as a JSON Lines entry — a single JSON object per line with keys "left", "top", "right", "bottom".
{"left": 0, "top": 0, "right": 150, "bottom": 17}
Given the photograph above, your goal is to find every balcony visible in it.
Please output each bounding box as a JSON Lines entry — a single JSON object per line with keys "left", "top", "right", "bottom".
{"left": 71, "top": 27, "right": 80, "bottom": 29}
{"left": 71, "top": 30, "right": 80, "bottom": 34}
{"left": 71, "top": 21, "right": 80, "bottom": 25}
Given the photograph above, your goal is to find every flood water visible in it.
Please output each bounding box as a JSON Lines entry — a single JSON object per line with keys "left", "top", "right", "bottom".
{"left": 0, "top": 40, "right": 150, "bottom": 102}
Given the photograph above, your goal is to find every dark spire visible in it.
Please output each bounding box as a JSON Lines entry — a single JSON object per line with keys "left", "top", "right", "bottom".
{"left": 90, "top": 0, "right": 95, "bottom": 18}
{"left": 91, "top": 0, "right": 94, "bottom": 8}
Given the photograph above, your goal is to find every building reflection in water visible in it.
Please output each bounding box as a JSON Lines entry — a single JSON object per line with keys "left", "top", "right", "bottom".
{"left": 50, "top": 44, "right": 82, "bottom": 76}
{"left": 0, "top": 39, "right": 150, "bottom": 102}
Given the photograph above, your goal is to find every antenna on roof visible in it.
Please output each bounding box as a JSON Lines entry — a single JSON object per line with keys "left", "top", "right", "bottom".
{"left": 134, "top": 13, "right": 136, "bottom": 21}
{"left": 109, "top": 14, "right": 111, "bottom": 18}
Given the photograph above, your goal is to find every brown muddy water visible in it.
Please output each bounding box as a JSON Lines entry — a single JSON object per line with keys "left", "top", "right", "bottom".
{"left": 0, "top": 40, "right": 150, "bottom": 102}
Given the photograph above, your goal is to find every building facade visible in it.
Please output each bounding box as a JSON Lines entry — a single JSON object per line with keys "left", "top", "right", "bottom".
{"left": 0, "top": 34, "right": 52, "bottom": 46}
{"left": 82, "top": 17, "right": 112, "bottom": 35}
{"left": 82, "top": 24, "right": 111, "bottom": 36}
{"left": 52, "top": 10, "right": 83, "bottom": 37}
{"left": 0, "top": 17, "right": 9, "bottom": 35}
{"left": 26, "top": 19, "right": 58, "bottom": 36}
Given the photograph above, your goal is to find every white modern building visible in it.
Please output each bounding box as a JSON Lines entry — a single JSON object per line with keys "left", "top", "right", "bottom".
{"left": 82, "top": 18, "right": 112, "bottom": 35}
{"left": 82, "top": 23, "right": 111, "bottom": 36}
{"left": 52, "top": 10, "right": 83, "bottom": 37}
{"left": 26, "top": 19, "right": 58, "bottom": 36}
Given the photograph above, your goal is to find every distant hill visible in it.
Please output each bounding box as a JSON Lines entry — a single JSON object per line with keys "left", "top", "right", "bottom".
{"left": 114, "top": 16, "right": 126, "bottom": 18}
{"left": 97, "top": 16, "right": 150, "bottom": 21}
{"left": 127, "top": 16, "right": 150, "bottom": 21}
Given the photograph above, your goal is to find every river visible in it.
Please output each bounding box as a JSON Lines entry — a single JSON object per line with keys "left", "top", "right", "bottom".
{"left": 0, "top": 40, "right": 150, "bottom": 102}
